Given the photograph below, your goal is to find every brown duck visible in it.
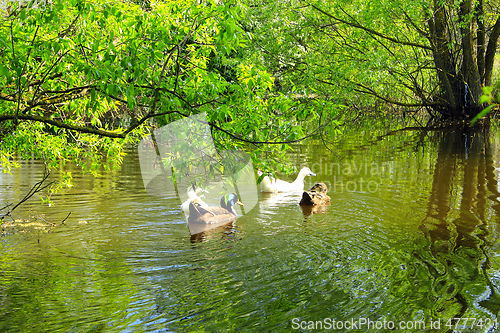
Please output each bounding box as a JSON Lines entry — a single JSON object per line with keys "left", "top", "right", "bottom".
{"left": 299, "top": 182, "right": 331, "bottom": 206}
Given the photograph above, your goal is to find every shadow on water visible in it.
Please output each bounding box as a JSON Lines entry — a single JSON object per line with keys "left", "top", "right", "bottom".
{"left": 418, "top": 123, "right": 500, "bottom": 321}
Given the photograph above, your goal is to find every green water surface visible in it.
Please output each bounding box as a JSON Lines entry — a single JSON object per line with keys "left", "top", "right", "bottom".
{"left": 2, "top": 118, "right": 500, "bottom": 332}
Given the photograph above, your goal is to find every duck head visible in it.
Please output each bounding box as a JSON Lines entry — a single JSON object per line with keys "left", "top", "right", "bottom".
{"left": 220, "top": 193, "right": 244, "bottom": 214}
{"left": 308, "top": 182, "right": 328, "bottom": 193}
{"left": 299, "top": 167, "right": 316, "bottom": 178}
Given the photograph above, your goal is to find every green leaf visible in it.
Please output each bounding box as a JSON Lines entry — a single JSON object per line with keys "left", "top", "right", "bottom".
{"left": 257, "top": 173, "right": 266, "bottom": 185}
{"left": 480, "top": 94, "right": 491, "bottom": 104}
{"left": 0, "top": 64, "right": 8, "bottom": 76}
{"left": 53, "top": 42, "right": 61, "bottom": 54}
{"left": 483, "top": 86, "right": 493, "bottom": 95}
{"left": 471, "top": 105, "right": 494, "bottom": 125}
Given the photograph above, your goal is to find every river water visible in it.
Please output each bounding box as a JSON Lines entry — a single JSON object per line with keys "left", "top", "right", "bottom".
{"left": 2, "top": 118, "right": 500, "bottom": 332}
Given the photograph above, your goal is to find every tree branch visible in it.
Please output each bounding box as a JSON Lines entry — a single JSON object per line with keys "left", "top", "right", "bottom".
{"left": 352, "top": 83, "right": 442, "bottom": 107}
{"left": 0, "top": 169, "right": 54, "bottom": 219}
{"left": 309, "top": 4, "right": 432, "bottom": 51}
{"left": 476, "top": 0, "right": 486, "bottom": 81}
{"left": 29, "top": 50, "right": 72, "bottom": 109}
{"left": 0, "top": 114, "right": 128, "bottom": 138}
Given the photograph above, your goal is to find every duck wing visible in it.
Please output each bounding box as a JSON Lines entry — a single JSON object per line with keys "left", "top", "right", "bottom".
{"left": 188, "top": 202, "right": 238, "bottom": 224}
{"left": 274, "top": 179, "right": 294, "bottom": 192}
{"left": 183, "top": 195, "right": 208, "bottom": 216}
{"left": 201, "top": 206, "right": 228, "bottom": 216}
{"left": 319, "top": 194, "right": 331, "bottom": 205}
{"left": 190, "top": 203, "right": 217, "bottom": 217}
{"left": 260, "top": 175, "right": 277, "bottom": 192}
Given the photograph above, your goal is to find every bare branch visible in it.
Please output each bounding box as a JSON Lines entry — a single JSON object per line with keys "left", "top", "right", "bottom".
{"left": 351, "top": 83, "right": 442, "bottom": 107}
{"left": 0, "top": 169, "right": 54, "bottom": 219}
{"left": 29, "top": 50, "right": 72, "bottom": 109}
{"left": 61, "top": 212, "right": 71, "bottom": 224}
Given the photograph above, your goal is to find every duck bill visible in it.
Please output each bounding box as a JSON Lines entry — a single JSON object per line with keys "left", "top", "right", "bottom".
{"left": 309, "top": 172, "right": 316, "bottom": 177}
{"left": 236, "top": 200, "right": 244, "bottom": 206}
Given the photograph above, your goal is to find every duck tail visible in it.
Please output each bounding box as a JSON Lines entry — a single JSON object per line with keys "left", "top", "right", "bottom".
{"left": 299, "top": 192, "right": 313, "bottom": 205}
{"left": 188, "top": 201, "right": 199, "bottom": 216}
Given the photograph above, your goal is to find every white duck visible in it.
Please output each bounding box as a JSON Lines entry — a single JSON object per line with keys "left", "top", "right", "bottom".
{"left": 257, "top": 167, "right": 316, "bottom": 193}
{"left": 181, "top": 185, "right": 208, "bottom": 215}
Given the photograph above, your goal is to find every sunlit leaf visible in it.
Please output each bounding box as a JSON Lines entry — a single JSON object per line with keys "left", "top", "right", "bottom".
{"left": 471, "top": 105, "right": 494, "bottom": 125}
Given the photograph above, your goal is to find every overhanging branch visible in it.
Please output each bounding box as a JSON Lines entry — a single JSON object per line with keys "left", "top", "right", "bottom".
{"left": 0, "top": 169, "right": 54, "bottom": 219}
{"left": 309, "top": 4, "right": 433, "bottom": 51}
{"left": 0, "top": 110, "right": 324, "bottom": 146}
{"left": 0, "top": 114, "right": 128, "bottom": 138}
{"left": 316, "top": 76, "right": 442, "bottom": 108}
{"left": 352, "top": 82, "right": 443, "bottom": 107}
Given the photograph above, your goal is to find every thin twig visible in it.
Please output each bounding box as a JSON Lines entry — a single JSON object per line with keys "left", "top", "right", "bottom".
{"left": 0, "top": 170, "right": 54, "bottom": 219}
{"left": 61, "top": 212, "right": 71, "bottom": 224}
{"left": 37, "top": 214, "right": 56, "bottom": 226}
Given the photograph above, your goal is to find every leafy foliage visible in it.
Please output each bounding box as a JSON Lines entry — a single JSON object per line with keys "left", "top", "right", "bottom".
{"left": 243, "top": 0, "right": 500, "bottom": 118}
{"left": 0, "top": 0, "right": 336, "bottom": 185}
{"left": 471, "top": 86, "right": 500, "bottom": 125}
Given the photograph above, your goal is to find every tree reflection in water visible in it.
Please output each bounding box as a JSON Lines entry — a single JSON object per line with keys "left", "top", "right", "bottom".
{"left": 419, "top": 124, "right": 500, "bottom": 321}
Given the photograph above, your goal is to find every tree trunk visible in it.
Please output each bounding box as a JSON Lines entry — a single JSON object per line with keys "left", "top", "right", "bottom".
{"left": 484, "top": 15, "right": 500, "bottom": 86}
{"left": 428, "top": 1, "right": 461, "bottom": 118}
{"left": 476, "top": 0, "right": 486, "bottom": 81}
{"left": 428, "top": 1, "right": 499, "bottom": 119}
{"left": 460, "top": 0, "right": 483, "bottom": 118}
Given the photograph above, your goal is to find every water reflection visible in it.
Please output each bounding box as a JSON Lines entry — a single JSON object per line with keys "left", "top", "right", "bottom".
{"left": 189, "top": 221, "right": 239, "bottom": 243}
{"left": 419, "top": 124, "right": 500, "bottom": 322}
{"left": 300, "top": 204, "right": 329, "bottom": 216}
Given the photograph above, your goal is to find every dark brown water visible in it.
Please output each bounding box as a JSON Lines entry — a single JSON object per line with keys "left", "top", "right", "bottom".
{"left": 2, "top": 119, "right": 500, "bottom": 332}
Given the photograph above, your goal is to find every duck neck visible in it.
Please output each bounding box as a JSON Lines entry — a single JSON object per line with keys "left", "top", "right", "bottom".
{"left": 223, "top": 203, "right": 236, "bottom": 215}
{"left": 292, "top": 173, "right": 307, "bottom": 185}
{"left": 221, "top": 198, "right": 235, "bottom": 214}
